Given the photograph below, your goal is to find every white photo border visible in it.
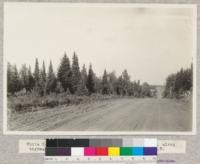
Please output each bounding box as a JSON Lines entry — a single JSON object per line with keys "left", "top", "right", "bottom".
{"left": 3, "top": 3, "right": 197, "bottom": 135}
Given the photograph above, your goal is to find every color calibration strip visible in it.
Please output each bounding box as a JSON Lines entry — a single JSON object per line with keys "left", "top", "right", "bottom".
{"left": 45, "top": 138, "right": 157, "bottom": 162}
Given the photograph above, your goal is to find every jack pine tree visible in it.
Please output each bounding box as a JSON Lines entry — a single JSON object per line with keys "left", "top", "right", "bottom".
{"left": 86, "top": 64, "right": 95, "bottom": 94}
{"left": 46, "top": 61, "right": 57, "bottom": 94}
{"left": 71, "top": 52, "right": 81, "bottom": 93}
{"left": 57, "top": 53, "right": 72, "bottom": 92}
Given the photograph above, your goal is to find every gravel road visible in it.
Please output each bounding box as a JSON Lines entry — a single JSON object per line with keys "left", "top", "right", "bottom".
{"left": 51, "top": 98, "right": 192, "bottom": 132}
{"left": 9, "top": 98, "right": 192, "bottom": 131}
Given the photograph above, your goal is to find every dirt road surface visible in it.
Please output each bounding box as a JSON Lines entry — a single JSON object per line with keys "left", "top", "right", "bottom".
{"left": 51, "top": 98, "right": 192, "bottom": 131}
{"left": 9, "top": 98, "right": 192, "bottom": 132}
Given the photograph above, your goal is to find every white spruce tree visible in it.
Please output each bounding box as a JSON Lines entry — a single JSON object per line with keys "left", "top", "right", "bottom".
{"left": 33, "top": 58, "right": 45, "bottom": 95}
{"left": 46, "top": 61, "right": 57, "bottom": 94}
{"left": 122, "top": 69, "right": 130, "bottom": 95}
{"left": 81, "top": 64, "right": 87, "bottom": 85}
{"left": 41, "top": 61, "right": 47, "bottom": 95}
{"left": 75, "top": 64, "right": 88, "bottom": 96}
{"left": 75, "top": 79, "right": 89, "bottom": 96}
{"left": 7, "top": 62, "right": 13, "bottom": 94}
{"left": 41, "top": 61, "right": 46, "bottom": 82}
{"left": 86, "top": 64, "right": 95, "bottom": 94}
{"left": 20, "top": 64, "right": 29, "bottom": 91}
{"left": 57, "top": 53, "right": 72, "bottom": 92}
{"left": 55, "top": 81, "right": 64, "bottom": 94}
{"left": 115, "top": 75, "right": 123, "bottom": 95}
{"left": 71, "top": 52, "right": 81, "bottom": 93}
{"left": 141, "top": 82, "right": 151, "bottom": 97}
{"left": 11, "top": 64, "right": 21, "bottom": 94}
{"left": 27, "top": 66, "right": 35, "bottom": 92}
{"left": 107, "top": 71, "right": 117, "bottom": 94}
{"left": 34, "top": 58, "right": 40, "bottom": 86}
{"left": 101, "top": 69, "right": 109, "bottom": 94}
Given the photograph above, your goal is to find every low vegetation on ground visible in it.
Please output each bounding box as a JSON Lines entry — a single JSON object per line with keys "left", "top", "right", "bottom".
{"left": 7, "top": 93, "right": 122, "bottom": 113}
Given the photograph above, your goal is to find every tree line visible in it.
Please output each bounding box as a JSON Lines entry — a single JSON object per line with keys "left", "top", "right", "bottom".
{"left": 7, "top": 52, "right": 153, "bottom": 97}
{"left": 163, "top": 65, "right": 192, "bottom": 98}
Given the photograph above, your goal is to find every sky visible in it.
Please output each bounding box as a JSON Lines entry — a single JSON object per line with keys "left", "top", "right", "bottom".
{"left": 4, "top": 3, "right": 196, "bottom": 85}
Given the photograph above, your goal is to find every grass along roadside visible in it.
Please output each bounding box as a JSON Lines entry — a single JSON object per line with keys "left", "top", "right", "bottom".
{"left": 7, "top": 93, "right": 122, "bottom": 114}
{"left": 7, "top": 97, "right": 192, "bottom": 131}
{"left": 7, "top": 98, "right": 121, "bottom": 131}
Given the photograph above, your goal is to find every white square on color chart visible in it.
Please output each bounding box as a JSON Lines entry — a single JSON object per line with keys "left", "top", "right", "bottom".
{"left": 71, "top": 147, "right": 84, "bottom": 156}
{"left": 133, "top": 139, "right": 144, "bottom": 147}
{"left": 144, "top": 139, "right": 157, "bottom": 147}
{"left": 123, "top": 138, "right": 134, "bottom": 146}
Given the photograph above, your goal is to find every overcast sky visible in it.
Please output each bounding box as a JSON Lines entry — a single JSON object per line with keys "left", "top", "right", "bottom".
{"left": 4, "top": 3, "right": 195, "bottom": 85}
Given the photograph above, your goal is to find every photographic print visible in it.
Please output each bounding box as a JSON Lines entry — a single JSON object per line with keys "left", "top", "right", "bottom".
{"left": 3, "top": 3, "right": 196, "bottom": 135}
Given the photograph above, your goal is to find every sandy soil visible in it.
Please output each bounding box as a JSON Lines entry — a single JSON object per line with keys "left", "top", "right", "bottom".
{"left": 8, "top": 98, "right": 192, "bottom": 132}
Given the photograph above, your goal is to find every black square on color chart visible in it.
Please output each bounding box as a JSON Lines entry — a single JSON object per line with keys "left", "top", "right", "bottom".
{"left": 46, "top": 139, "right": 90, "bottom": 147}
{"left": 45, "top": 147, "right": 57, "bottom": 156}
{"left": 46, "top": 139, "right": 57, "bottom": 147}
{"left": 45, "top": 147, "right": 71, "bottom": 156}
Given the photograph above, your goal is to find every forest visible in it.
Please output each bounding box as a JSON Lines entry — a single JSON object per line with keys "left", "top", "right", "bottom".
{"left": 163, "top": 65, "right": 193, "bottom": 98}
{"left": 7, "top": 52, "right": 154, "bottom": 113}
{"left": 7, "top": 52, "right": 154, "bottom": 97}
{"left": 7, "top": 52, "right": 192, "bottom": 113}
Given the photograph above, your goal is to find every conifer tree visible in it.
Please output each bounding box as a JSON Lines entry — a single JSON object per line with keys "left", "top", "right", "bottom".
{"left": 115, "top": 75, "right": 123, "bottom": 95}
{"left": 93, "top": 74, "right": 102, "bottom": 93}
{"left": 141, "top": 82, "right": 151, "bottom": 97}
{"left": 86, "top": 64, "right": 95, "bottom": 94}
{"left": 101, "top": 69, "right": 109, "bottom": 94}
{"left": 71, "top": 52, "right": 81, "bottom": 93}
{"left": 57, "top": 53, "right": 72, "bottom": 92}
{"left": 7, "top": 62, "right": 13, "bottom": 94}
{"left": 122, "top": 69, "right": 130, "bottom": 95}
{"left": 46, "top": 61, "right": 57, "bottom": 94}
{"left": 40, "top": 61, "right": 47, "bottom": 95}
{"left": 75, "top": 64, "right": 88, "bottom": 96}
{"left": 11, "top": 65, "right": 21, "bottom": 94}
{"left": 20, "top": 64, "right": 29, "bottom": 91}
{"left": 34, "top": 58, "right": 40, "bottom": 87}
{"left": 76, "top": 79, "right": 89, "bottom": 96}
{"left": 27, "top": 66, "right": 35, "bottom": 92}
{"left": 33, "top": 58, "right": 45, "bottom": 95}
{"left": 107, "top": 71, "right": 117, "bottom": 94}
{"left": 81, "top": 64, "right": 87, "bottom": 85}
{"left": 41, "top": 61, "right": 46, "bottom": 82}
{"left": 55, "top": 81, "right": 64, "bottom": 94}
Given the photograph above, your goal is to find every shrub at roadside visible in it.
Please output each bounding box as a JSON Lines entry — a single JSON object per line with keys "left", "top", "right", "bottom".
{"left": 7, "top": 93, "right": 121, "bottom": 113}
